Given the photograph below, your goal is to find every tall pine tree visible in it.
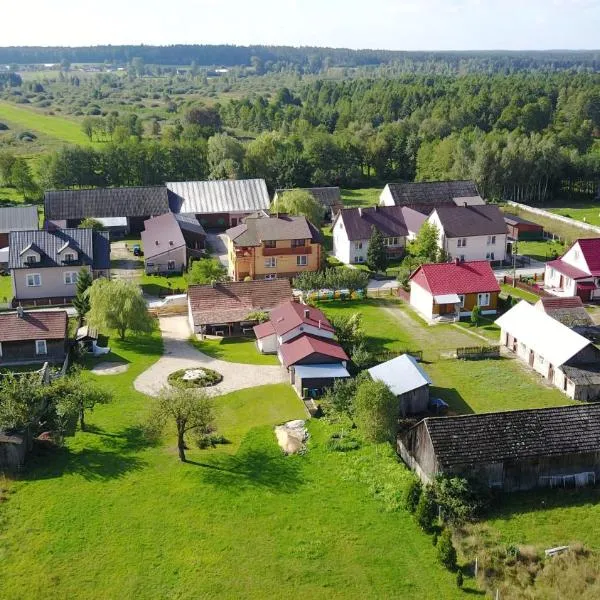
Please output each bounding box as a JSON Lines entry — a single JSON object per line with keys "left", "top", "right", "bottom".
{"left": 72, "top": 269, "right": 93, "bottom": 322}
{"left": 367, "top": 226, "right": 387, "bottom": 273}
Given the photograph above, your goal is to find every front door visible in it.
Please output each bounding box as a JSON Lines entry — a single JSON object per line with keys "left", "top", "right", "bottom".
{"left": 559, "top": 275, "right": 564, "bottom": 289}
{"left": 231, "top": 217, "right": 238, "bottom": 227}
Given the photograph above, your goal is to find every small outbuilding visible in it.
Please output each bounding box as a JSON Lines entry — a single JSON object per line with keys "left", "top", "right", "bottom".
{"left": 368, "top": 354, "right": 432, "bottom": 416}
{"left": 398, "top": 404, "right": 600, "bottom": 491}
{"left": 504, "top": 213, "right": 544, "bottom": 241}
{"left": 291, "top": 363, "right": 351, "bottom": 399}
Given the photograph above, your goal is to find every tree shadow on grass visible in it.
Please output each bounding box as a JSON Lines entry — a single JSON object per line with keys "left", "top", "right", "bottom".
{"left": 20, "top": 442, "right": 146, "bottom": 482}
{"left": 85, "top": 423, "right": 161, "bottom": 452}
{"left": 186, "top": 429, "right": 305, "bottom": 494}
{"left": 430, "top": 386, "right": 474, "bottom": 415}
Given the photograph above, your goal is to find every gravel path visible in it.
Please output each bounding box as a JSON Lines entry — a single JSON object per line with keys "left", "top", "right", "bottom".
{"left": 134, "top": 316, "right": 287, "bottom": 396}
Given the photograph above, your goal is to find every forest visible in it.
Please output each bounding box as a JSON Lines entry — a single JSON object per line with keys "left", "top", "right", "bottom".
{"left": 1, "top": 62, "right": 599, "bottom": 204}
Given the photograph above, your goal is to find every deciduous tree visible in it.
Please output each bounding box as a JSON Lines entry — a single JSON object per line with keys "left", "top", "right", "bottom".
{"left": 273, "top": 189, "right": 324, "bottom": 227}
{"left": 185, "top": 258, "right": 227, "bottom": 286}
{"left": 353, "top": 378, "right": 398, "bottom": 443}
{"left": 366, "top": 226, "right": 387, "bottom": 273}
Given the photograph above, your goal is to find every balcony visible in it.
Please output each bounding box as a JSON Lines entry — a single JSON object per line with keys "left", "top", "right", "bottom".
{"left": 262, "top": 246, "right": 312, "bottom": 256}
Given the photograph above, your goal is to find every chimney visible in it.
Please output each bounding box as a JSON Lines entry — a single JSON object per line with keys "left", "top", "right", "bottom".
{"left": 454, "top": 257, "right": 460, "bottom": 266}
{"left": 304, "top": 308, "right": 310, "bottom": 319}
{"left": 318, "top": 320, "right": 321, "bottom": 329}
{"left": 169, "top": 240, "right": 173, "bottom": 246}
{"left": 155, "top": 240, "right": 159, "bottom": 246}
{"left": 16, "top": 305, "right": 24, "bottom": 318}
{"left": 358, "top": 207, "right": 362, "bottom": 217}
{"left": 211, "top": 280, "right": 217, "bottom": 288}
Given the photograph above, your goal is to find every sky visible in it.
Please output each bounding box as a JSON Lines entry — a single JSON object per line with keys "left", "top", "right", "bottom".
{"left": 3, "top": 0, "right": 600, "bottom": 50}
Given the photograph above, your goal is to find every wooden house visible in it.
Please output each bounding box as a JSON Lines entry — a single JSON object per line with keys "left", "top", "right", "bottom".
{"left": 504, "top": 213, "right": 544, "bottom": 241}
{"left": 398, "top": 404, "right": 600, "bottom": 491}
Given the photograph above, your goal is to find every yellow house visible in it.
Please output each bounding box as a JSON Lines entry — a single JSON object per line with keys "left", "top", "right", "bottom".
{"left": 225, "top": 213, "right": 322, "bottom": 281}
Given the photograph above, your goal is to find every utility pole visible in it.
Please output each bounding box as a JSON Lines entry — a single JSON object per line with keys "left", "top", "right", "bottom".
{"left": 512, "top": 240, "right": 518, "bottom": 288}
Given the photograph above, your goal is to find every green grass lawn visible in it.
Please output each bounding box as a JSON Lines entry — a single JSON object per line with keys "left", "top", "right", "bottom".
{"left": 189, "top": 336, "right": 280, "bottom": 365}
{"left": 0, "top": 100, "right": 92, "bottom": 146}
{"left": 341, "top": 187, "right": 382, "bottom": 208}
{"left": 500, "top": 283, "right": 540, "bottom": 303}
{"left": 549, "top": 205, "right": 600, "bottom": 227}
{"left": 0, "top": 274, "right": 13, "bottom": 303}
{"left": 139, "top": 273, "right": 188, "bottom": 296}
{"left": 515, "top": 239, "right": 565, "bottom": 262}
{"left": 0, "top": 323, "right": 468, "bottom": 599}
{"left": 454, "top": 316, "right": 500, "bottom": 343}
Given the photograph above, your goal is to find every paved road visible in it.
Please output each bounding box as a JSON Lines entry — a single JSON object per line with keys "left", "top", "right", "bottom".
{"left": 133, "top": 315, "right": 287, "bottom": 397}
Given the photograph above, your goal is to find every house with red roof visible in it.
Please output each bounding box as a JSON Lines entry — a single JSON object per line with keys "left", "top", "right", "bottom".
{"left": 409, "top": 259, "right": 500, "bottom": 322}
{"left": 544, "top": 238, "right": 600, "bottom": 301}
{"left": 0, "top": 308, "right": 68, "bottom": 366}
{"left": 253, "top": 300, "right": 350, "bottom": 397}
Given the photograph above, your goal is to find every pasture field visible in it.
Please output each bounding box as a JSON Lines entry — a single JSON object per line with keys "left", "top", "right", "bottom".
{"left": 341, "top": 187, "right": 381, "bottom": 207}
{"left": 0, "top": 100, "right": 92, "bottom": 146}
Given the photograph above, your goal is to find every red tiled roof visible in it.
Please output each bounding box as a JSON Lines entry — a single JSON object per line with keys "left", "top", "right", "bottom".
{"left": 410, "top": 260, "right": 500, "bottom": 295}
{"left": 188, "top": 280, "right": 292, "bottom": 326}
{"left": 268, "top": 301, "right": 334, "bottom": 336}
{"left": 253, "top": 320, "right": 275, "bottom": 339}
{"left": 546, "top": 259, "right": 590, "bottom": 280}
{"left": 279, "top": 334, "right": 348, "bottom": 368}
{"left": 577, "top": 238, "right": 600, "bottom": 275}
{"left": 0, "top": 310, "right": 67, "bottom": 342}
{"left": 538, "top": 296, "right": 585, "bottom": 310}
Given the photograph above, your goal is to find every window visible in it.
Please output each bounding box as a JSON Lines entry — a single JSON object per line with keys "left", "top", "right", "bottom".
{"left": 356, "top": 256, "right": 364, "bottom": 263}
{"left": 167, "top": 260, "right": 175, "bottom": 271}
{"left": 459, "top": 255, "right": 465, "bottom": 262}
{"left": 550, "top": 268, "right": 555, "bottom": 278}
{"left": 487, "top": 235, "right": 496, "bottom": 245}
{"left": 354, "top": 241, "right": 363, "bottom": 250}
{"left": 264, "top": 273, "right": 277, "bottom": 280}
{"left": 539, "top": 355, "right": 545, "bottom": 365}
{"left": 26, "top": 255, "right": 37, "bottom": 265}
{"left": 0, "top": 342, "right": 2, "bottom": 357}
{"left": 26, "top": 273, "right": 41, "bottom": 287}
{"left": 35, "top": 340, "right": 47, "bottom": 355}
{"left": 485, "top": 252, "right": 495, "bottom": 261}
{"left": 458, "top": 294, "right": 465, "bottom": 308}
{"left": 264, "top": 257, "right": 276, "bottom": 268}
{"left": 263, "top": 240, "right": 276, "bottom": 248}
{"left": 296, "top": 255, "right": 308, "bottom": 267}
{"left": 384, "top": 237, "right": 400, "bottom": 246}
{"left": 291, "top": 239, "right": 306, "bottom": 248}
{"left": 477, "top": 292, "right": 491, "bottom": 307}
{"left": 338, "top": 222, "right": 344, "bottom": 229}
{"left": 490, "top": 252, "right": 495, "bottom": 261}
{"left": 63, "top": 253, "right": 75, "bottom": 263}
{"left": 64, "top": 272, "right": 78, "bottom": 285}
{"left": 457, "top": 238, "right": 467, "bottom": 248}
{"left": 574, "top": 250, "right": 580, "bottom": 260}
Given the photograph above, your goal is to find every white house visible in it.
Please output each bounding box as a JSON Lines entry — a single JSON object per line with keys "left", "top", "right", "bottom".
{"left": 544, "top": 238, "right": 600, "bottom": 301}
{"left": 427, "top": 205, "right": 508, "bottom": 263}
{"left": 495, "top": 300, "right": 600, "bottom": 400}
{"left": 332, "top": 205, "right": 425, "bottom": 265}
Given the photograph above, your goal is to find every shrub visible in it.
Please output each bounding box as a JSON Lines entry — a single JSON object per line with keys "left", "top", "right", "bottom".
{"left": 415, "top": 484, "right": 438, "bottom": 532}
{"left": 456, "top": 569, "right": 463, "bottom": 588}
{"left": 196, "top": 433, "right": 229, "bottom": 449}
{"left": 437, "top": 529, "right": 457, "bottom": 570}
{"left": 326, "top": 432, "right": 361, "bottom": 452}
{"left": 168, "top": 367, "right": 223, "bottom": 389}
{"left": 405, "top": 478, "right": 422, "bottom": 513}
{"left": 433, "top": 475, "right": 490, "bottom": 524}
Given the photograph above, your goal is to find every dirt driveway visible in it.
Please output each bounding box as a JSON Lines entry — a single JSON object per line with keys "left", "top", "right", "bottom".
{"left": 111, "top": 241, "right": 143, "bottom": 281}
{"left": 134, "top": 316, "right": 287, "bottom": 396}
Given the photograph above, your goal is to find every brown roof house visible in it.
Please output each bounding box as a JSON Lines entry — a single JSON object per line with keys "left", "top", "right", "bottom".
{"left": 0, "top": 308, "right": 68, "bottom": 366}
{"left": 187, "top": 279, "right": 292, "bottom": 337}
{"left": 141, "top": 213, "right": 205, "bottom": 275}
{"left": 398, "top": 404, "right": 600, "bottom": 492}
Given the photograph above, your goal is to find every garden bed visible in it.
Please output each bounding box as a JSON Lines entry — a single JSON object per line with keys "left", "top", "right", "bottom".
{"left": 168, "top": 367, "right": 223, "bottom": 388}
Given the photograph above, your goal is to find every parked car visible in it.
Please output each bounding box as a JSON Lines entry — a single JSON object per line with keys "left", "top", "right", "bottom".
{"left": 132, "top": 244, "right": 142, "bottom": 256}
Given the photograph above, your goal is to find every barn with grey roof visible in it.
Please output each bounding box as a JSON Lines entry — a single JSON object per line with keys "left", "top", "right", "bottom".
{"left": 0, "top": 205, "right": 39, "bottom": 247}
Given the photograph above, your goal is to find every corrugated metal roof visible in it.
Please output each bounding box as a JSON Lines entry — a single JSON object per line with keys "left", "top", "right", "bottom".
{"left": 294, "top": 364, "right": 350, "bottom": 379}
{"left": 8, "top": 229, "right": 110, "bottom": 270}
{"left": 369, "top": 354, "right": 432, "bottom": 396}
{"left": 0, "top": 205, "right": 38, "bottom": 233}
{"left": 495, "top": 300, "right": 591, "bottom": 367}
{"left": 166, "top": 179, "right": 270, "bottom": 214}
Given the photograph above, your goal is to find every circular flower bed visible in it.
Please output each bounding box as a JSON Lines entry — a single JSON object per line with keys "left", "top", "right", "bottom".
{"left": 168, "top": 367, "right": 223, "bottom": 389}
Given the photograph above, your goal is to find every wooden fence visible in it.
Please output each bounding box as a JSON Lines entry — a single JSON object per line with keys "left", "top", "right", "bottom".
{"left": 502, "top": 275, "right": 550, "bottom": 298}
{"left": 373, "top": 349, "right": 423, "bottom": 363}
{"left": 456, "top": 346, "right": 500, "bottom": 360}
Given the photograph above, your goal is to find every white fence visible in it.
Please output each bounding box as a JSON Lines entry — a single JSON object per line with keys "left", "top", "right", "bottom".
{"left": 507, "top": 201, "right": 600, "bottom": 235}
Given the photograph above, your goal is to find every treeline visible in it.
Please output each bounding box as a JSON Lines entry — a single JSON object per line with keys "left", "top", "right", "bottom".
{"left": 2, "top": 46, "right": 600, "bottom": 73}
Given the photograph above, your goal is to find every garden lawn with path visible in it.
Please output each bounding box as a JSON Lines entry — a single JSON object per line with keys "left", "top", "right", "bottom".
{"left": 189, "top": 335, "right": 279, "bottom": 365}
{"left": 0, "top": 321, "right": 469, "bottom": 599}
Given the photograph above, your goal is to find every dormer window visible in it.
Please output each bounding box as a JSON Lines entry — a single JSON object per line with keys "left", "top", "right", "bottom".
{"left": 64, "top": 253, "right": 75, "bottom": 263}
{"left": 26, "top": 255, "right": 37, "bottom": 265}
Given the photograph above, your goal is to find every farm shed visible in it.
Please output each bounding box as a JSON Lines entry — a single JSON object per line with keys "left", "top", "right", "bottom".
{"left": 496, "top": 300, "right": 600, "bottom": 400}
{"left": 291, "top": 363, "right": 350, "bottom": 399}
{"left": 504, "top": 213, "right": 544, "bottom": 241}
{"left": 368, "top": 354, "right": 432, "bottom": 416}
{"left": 0, "top": 205, "right": 39, "bottom": 247}
{"left": 398, "top": 404, "right": 600, "bottom": 492}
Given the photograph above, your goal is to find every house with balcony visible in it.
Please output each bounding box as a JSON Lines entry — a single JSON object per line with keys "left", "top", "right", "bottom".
{"left": 8, "top": 229, "right": 110, "bottom": 306}
{"left": 426, "top": 205, "right": 508, "bottom": 264}
{"left": 225, "top": 213, "right": 322, "bottom": 281}
{"left": 332, "top": 205, "right": 426, "bottom": 265}
{"left": 544, "top": 238, "right": 600, "bottom": 301}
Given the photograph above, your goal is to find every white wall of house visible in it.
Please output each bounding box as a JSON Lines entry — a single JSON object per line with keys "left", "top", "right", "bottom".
{"left": 409, "top": 281, "right": 434, "bottom": 319}
{"left": 544, "top": 264, "right": 579, "bottom": 296}
{"left": 332, "top": 217, "right": 352, "bottom": 264}
{"left": 379, "top": 186, "right": 396, "bottom": 207}
{"left": 427, "top": 212, "right": 507, "bottom": 263}
{"left": 144, "top": 246, "right": 187, "bottom": 274}
{"left": 562, "top": 242, "right": 591, "bottom": 273}
{"left": 257, "top": 333, "right": 277, "bottom": 353}
{"left": 12, "top": 265, "right": 92, "bottom": 300}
